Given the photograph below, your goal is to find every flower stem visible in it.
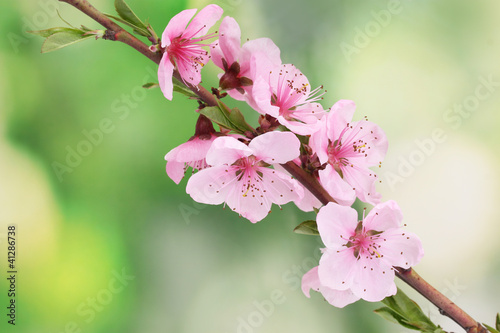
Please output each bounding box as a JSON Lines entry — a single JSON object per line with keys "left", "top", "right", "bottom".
{"left": 56, "top": 2, "right": 490, "bottom": 332}
{"left": 395, "top": 268, "right": 487, "bottom": 333}
{"left": 58, "top": 0, "right": 162, "bottom": 64}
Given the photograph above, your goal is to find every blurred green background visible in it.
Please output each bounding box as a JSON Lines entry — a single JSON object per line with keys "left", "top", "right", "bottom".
{"left": 1, "top": 0, "right": 500, "bottom": 332}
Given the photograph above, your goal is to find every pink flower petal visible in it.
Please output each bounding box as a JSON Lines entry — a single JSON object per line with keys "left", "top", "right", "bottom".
{"left": 326, "top": 100, "right": 356, "bottom": 142}
{"left": 210, "top": 40, "right": 224, "bottom": 70}
{"left": 347, "top": 120, "right": 388, "bottom": 167}
{"left": 350, "top": 256, "right": 396, "bottom": 302}
{"left": 206, "top": 136, "right": 252, "bottom": 166}
{"left": 302, "top": 266, "right": 321, "bottom": 298}
{"left": 186, "top": 165, "right": 235, "bottom": 205}
{"left": 218, "top": 16, "right": 241, "bottom": 66}
{"left": 158, "top": 54, "right": 175, "bottom": 100}
{"left": 377, "top": 229, "right": 424, "bottom": 269}
{"left": 341, "top": 162, "right": 381, "bottom": 205}
{"left": 318, "top": 248, "right": 357, "bottom": 291}
{"left": 162, "top": 8, "right": 197, "bottom": 47}
{"left": 222, "top": 166, "right": 302, "bottom": 223}
{"left": 269, "top": 64, "right": 310, "bottom": 105}
{"left": 240, "top": 38, "right": 281, "bottom": 80}
{"left": 183, "top": 4, "right": 223, "bottom": 39}
{"left": 363, "top": 200, "right": 403, "bottom": 231}
{"left": 258, "top": 168, "right": 303, "bottom": 205}
{"left": 166, "top": 160, "right": 185, "bottom": 184}
{"left": 251, "top": 77, "right": 277, "bottom": 116}
{"left": 302, "top": 267, "right": 360, "bottom": 308}
{"left": 320, "top": 284, "right": 360, "bottom": 308}
{"left": 165, "top": 136, "right": 215, "bottom": 163}
{"left": 224, "top": 173, "right": 273, "bottom": 223}
{"left": 277, "top": 115, "right": 321, "bottom": 136}
{"left": 249, "top": 131, "right": 300, "bottom": 164}
{"left": 309, "top": 121, "right": 329, "bottom": 163}
{"left": 293, "top": 104, "right": 326, "bottom": 122}
{"left": 318, "top": 165, "right": 356, "bottom": 206}
{"left": 317, "top": 202, "right": 358, "bottom": 248}
{"left": 293, "top": 186, "right": 322, "bottom": 212}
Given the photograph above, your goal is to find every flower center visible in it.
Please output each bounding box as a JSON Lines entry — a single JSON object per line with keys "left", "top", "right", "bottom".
{"left": 166, "top": 37, "right": 181, "bottom": 56}
{"left": 270, "top": 67, "right": 324, "bottom": 121}
{"left": 326, "top": 120, "right": 373, "bottom": 175}
{"left": 233, "top": 156, "right": 268, "bottom": 180}
{"left": 327, "top": 139, "right": 349, "bottom": 174}
{"left": 234, "top": 155, "right": 257, "bottom": 169}
{"left": 344, "top": 221, "right": 382, "bottom": 259}
{"left": 231, "top": 156, "right": 269, "bottom": 198}
{"left": 167, "top": 37, "right": 205, "bottom": 69}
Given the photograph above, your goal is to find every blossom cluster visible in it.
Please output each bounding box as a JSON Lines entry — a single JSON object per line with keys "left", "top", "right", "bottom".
{"left": 160, "top": 5, "right": 423, "bottom": 308}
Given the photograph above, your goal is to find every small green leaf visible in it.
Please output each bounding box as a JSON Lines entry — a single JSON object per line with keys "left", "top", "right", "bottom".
{"left": 215, "top": 99, "right": 255, "bottom": 133}
{"left": 172, "top": 78, "right": 197, "bottom": 98}
{"left": 227, "top": 107, "right": 255, "bottom": 133}
{"left": 381, "top": 288, "right": 435, "bottom": 325}
{"left": 113, "top": 0, "right": 151, "bottom": 37}
{"left": 293, "top": 220, "right": 319, "bottom": 236}
{"left": 484, "top": 323, "right": 500, "bottom": 333}
{"left": 115, "top": 0, "right": 147, "bottom": 28}
{"left": 375, "top": 288, "right": 441, "bottom": 333}
{"left": 373, "top": 307, "right": 418, "bottom": 330}
{"left": 28, "top": 27, "right": 79, "bottom": 38}
{"left": 105, "top": 14, "right": 150, "bottom": 37}
{"left": 199, "top": 106, "right": 236, "bottom": 132}
{"left": 496, "top": 313, "right": 500, "bottom": 331}
{"left": 142, "top": 82, "right": 159, "bottom": 89}
{"left": 41, "top": 29, "right": 94, "bottom": 53}
{"left": 200, "top": 103, "right": 255, "bottom": 134}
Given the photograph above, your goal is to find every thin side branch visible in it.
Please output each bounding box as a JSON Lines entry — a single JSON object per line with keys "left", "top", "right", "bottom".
{"left": 59, "top": 0, "right": 162, "bottom": 64}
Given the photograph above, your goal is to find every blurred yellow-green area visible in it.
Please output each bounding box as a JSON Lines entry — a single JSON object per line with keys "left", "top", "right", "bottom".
{"left": 1, "top": 0, "right": 500, "bottom": 332}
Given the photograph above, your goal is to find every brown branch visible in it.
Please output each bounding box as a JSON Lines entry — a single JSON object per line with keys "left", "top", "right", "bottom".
{"left": 280, "top": 161, "right": 336, "bottom": 205}
{"left": 59, "top": 0, "right": 162, "bottom": 64}
{"left": 395, "top": 268, "right": 487, "bottom": 333}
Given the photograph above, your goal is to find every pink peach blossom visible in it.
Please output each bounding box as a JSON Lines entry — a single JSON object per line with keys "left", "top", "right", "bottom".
{"left": 210, "top": 16, "right": 281, "bottom": 102}
{"left": 252, "top": 64, "right": 326, "bottom": 135}
{"left": 309, "top": 99, "right": 388, "bottom": 205}
{"left": 158, "top": 5, "right": 223, "bottom": 100}
{"left": 302, "top": 201, "right": 424, "bottom": 305}
{"left": 185, "top": 131, "right": 303, "bottom": 223}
